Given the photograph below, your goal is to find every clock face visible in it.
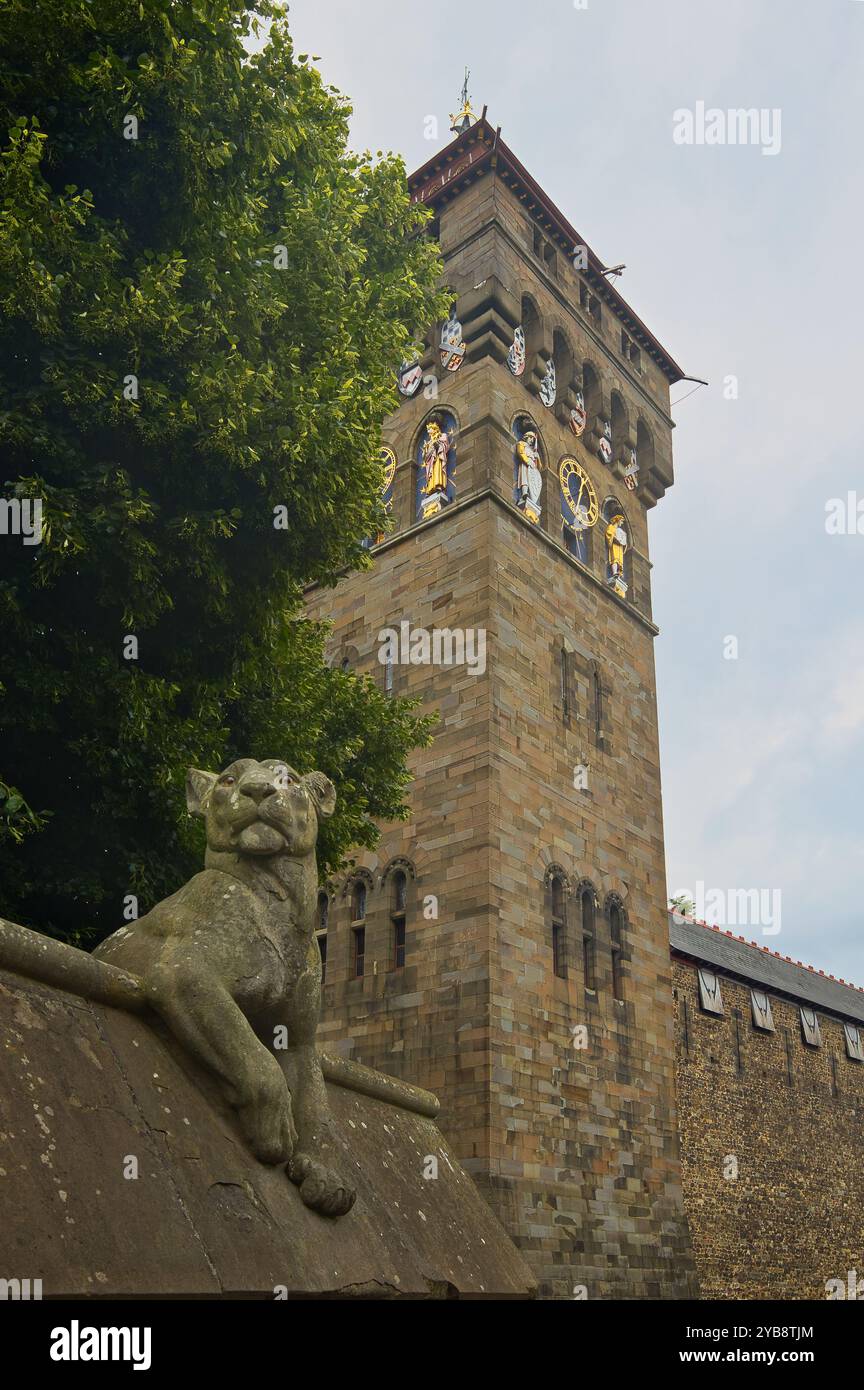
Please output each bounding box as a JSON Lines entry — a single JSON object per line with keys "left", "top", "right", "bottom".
{"left": 380, "top": 445, "right": 397, "bottom": 494}
{"left": 559, "top": 457, "right": 598, "bottom": 531}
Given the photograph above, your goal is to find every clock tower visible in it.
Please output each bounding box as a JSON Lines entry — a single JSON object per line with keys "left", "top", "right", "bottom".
{"left": 304, "top": 111, "right": 698, "bottom": 1299}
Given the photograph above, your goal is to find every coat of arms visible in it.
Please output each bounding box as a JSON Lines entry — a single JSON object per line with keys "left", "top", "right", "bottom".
{"left": 538, "top": 358, "right": 556, "bottom": 408}
{"left": 397, "top": 358, "right": 423, "bottom": 398}
{"left": 439, "top": 313, "right": 466, "bottom": 372}
{"left": 598, "top": 420, "right": 613, "bottom": 465}
{"left": 569, "top": 391, "right": 587, "bottom": 437}
{"left": 623, "top": 449, "right": 639, "bottom": 491}
{"left": 507, "top": 326, "right": 526, "bottom": 376}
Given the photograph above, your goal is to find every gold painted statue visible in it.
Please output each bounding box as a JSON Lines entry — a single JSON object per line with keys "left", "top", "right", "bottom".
{"left": 605, "top": 513, "right": 628, "bottom": 596}
{"left": 605, "top": 513, "right": 627, "bottom": 574}
{"left": 421, "top": 420, "right": 450, "bottom": 497}
{"left": 516, "top": 430, "right": 543, "bottom": 523}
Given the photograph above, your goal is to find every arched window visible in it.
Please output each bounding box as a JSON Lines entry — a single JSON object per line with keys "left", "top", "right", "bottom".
{"left": 390, "top": 870, "right": 407, "bottom": 970}
{"left": 553, "top": 330, "right": 573, "bottom": 398}
{"left": 522, "top": 294, "right": 541, "bottom": 371}
{"left": 316, "top": 891, "right": 329, "bottom": 983}
{"left": 582, "top": 362, "right": 601, "bottom": 435}
{"left": 611, "top": 391, "right": 627, "bottom": 463}
{"left": 338, "top": 644, "right": 360, "bottom": 674}
{"left": 580, "top": 883, "right": 596, "bottom": 991}
{"left": 636, "top": 418, "right": 654, "bottom": 491}
{"left": 350, "top": 879, "right": 367, "bottom": 978}
{"left": 579, "top": 281, "right": 602, "bottom": 325}
{"left": 512, "top": 413, "right": 543, "bottom": 524}
{"left": 549, "top": 873, "right": 568, "bottom": 979}
{"left": 609, "top": 897, "right": 625, "bottom": 1002}
{"left": 560, "top": 645, "right": 571, "bottom": 724}
{"left": 591, "top": 662, "right": 604, "bottom": 748}
{"left": 601, "top": 496, "right": 630, "bottom": 599}
{"left": 350, "top": 879, "right": 366, "bottom": 923}
{"left": 415, "top": 410, "right": 458, "bottom": 522}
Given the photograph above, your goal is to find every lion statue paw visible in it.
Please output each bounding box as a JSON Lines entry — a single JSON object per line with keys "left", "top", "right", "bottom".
{"left": 288, "top": 1152, "right": 356, "bottom": 1218}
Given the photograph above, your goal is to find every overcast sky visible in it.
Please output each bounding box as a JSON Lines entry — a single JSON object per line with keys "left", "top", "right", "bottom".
{"left": 278, "top": 0, "right": 864, "bottom": 985}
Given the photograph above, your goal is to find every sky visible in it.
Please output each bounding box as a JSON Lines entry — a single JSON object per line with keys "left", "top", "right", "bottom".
{"left": 272, "top": 0, "right": 864, "bottom": 984}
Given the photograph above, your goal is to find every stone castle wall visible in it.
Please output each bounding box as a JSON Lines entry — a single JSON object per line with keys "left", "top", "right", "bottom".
{"left": 673, "top": 953, "right": 864, "bottom": 1300}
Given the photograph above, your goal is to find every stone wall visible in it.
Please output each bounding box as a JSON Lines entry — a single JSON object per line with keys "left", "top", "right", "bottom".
{"left": 673, "top": 954, "right": 864, "bottom": 1300}
{"left": 480, "top": 499, "right": 695, "bottom": 1299}
{"left": 0, "top": 959, "right": 535, "bottom": 1299}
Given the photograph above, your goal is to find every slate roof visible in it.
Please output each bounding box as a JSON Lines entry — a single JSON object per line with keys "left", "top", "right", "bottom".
{"left": 669, "top": 914, "right": 864, "bottom": 1025}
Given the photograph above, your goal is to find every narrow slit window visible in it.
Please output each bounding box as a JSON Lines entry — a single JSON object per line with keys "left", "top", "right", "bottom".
{"left": 390, "top": 870, "right": 407, "bottom": 970}
{"left": 593, "top": 667, "right": 604, "bottom": 745}
{"left": 316, "top": 891, "right": 329, "bottom": 984}
{"left": 350, "top": 880, "right": 366, "bottom": 925}
{"left": 581, "top": 887, "right": 596, "bottom": 991}
{"left": 610, "top": 901, "right": 624, "bottom": 1002}
{"left": 551, "top": 875, "right": 567, "bottom": 979}
{"left": 352, "top": 926, "right": 365, "bottom": 979}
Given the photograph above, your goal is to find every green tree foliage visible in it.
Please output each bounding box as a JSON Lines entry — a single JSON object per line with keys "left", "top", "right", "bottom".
{"left": 669, "top": 894, "right": 696, "bottom": 919}
{"left": 0, "top": 0, "right": 447, "bottom": 943}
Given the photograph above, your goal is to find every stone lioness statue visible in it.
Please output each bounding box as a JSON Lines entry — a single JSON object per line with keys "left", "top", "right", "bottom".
{"left": 94, "top": 757, "right": 355, "bottom": 1218}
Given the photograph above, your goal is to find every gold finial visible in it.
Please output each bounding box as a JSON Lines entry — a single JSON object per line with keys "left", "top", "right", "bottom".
{"left": 449, "top": 67, "right": 476, "bottom": 135}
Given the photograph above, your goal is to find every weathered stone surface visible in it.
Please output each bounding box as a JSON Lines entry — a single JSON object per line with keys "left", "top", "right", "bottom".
{"left": 92, "top": 758, "right": 359, "bottom": 1218}
{"left": 673, "top": 947, "right": 864, "bottom": 1301}
{"left": 303, "top": 152, "right": 698, "bottom": 1298}
{"left": 0, "top": 966, "right": 535, "bottom": 1298}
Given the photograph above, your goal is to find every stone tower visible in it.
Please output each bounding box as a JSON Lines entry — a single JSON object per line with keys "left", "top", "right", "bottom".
{"left": 304, "top": 114, "right": 698, "bottom": 1299}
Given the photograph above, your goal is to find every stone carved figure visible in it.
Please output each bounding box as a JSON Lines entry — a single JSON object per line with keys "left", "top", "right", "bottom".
{"left": 604, "top": 512, "right": 628, "bottom": 597}
{"left": 515, "top": 430, "right": 543, "bottom": 523}
{"left": 420, "top": 418, "right": 451, "bottom": 509}
{"left": 94, "top": 758, "right": 356, "bottom": 1217}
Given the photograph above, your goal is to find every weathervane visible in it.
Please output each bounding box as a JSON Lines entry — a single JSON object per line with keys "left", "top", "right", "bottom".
{"left": 450, "top": 67, "right": 477, "bottom": 135}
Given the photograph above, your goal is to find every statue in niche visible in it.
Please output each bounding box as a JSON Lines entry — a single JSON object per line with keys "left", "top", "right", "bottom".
{"left": 419, "top": 416, "right": 452, "bottom": 518}
{"left": 604, "top": 507, "right": 628, "bottom": 598}
{"left": 514, "top": 424, "right": 543, "bottom": 524}
{"left": 93, "top": 758, "right": 356, "bottom": 1218}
